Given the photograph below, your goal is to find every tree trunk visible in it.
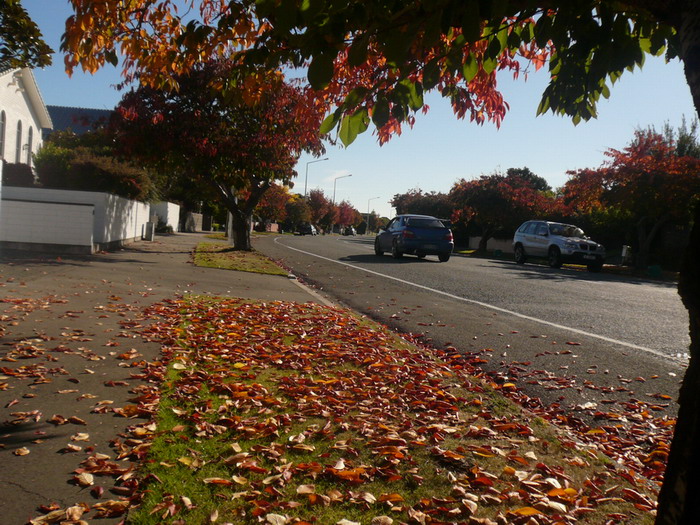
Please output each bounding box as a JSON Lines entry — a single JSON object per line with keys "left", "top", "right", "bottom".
{"left": 228, "top": 208, "right": 252, "bottom": 250}
{"left": 654, "top": 3, "right": 700, "bottom": 522}
{"left": 207, "top": 176, "right": 270, "bottom": 251}
{"left": 477, "top": 227, "right": 493, "bottom": 253}
{"left": 635, "top": 216, "right": 668, "bottom": 271}
{"left": 655, "top": 206, "right": 700, "bottom": 525}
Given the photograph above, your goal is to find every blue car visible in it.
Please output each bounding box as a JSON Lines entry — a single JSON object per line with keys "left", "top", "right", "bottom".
{"left": 374, "top": 214, "right": 454, "bottom": 262}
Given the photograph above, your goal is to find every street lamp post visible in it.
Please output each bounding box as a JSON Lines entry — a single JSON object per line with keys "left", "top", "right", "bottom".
{"left": 332, "top": 173, "right": 352, "bottom": 204}
{"left": 367, "top": 196, "right": 380, "bottom": 234}
{"left": 304, "top": 157, "right": 329, "bottom": 197}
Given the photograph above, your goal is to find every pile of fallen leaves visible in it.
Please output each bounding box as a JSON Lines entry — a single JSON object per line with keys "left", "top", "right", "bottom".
{"left": 108, "top": 297, "right": 662, "bottom": 525}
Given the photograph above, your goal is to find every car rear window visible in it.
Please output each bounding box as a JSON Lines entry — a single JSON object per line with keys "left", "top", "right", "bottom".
{"left": 406, "top": 218, "right": 446, "bottom": 228}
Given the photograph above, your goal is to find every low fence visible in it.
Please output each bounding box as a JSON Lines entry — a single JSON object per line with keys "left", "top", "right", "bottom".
{"left": 151, "top": 201, "right": 179, "bottom": 231}
{"left": 0, "top": 198, "right": 94, "bottom": 253}
{"left": 468, "top": 236, "right": 513, "bottom": 254}
{"left": 0, "top": 186, "right": 176, "bottom": 254}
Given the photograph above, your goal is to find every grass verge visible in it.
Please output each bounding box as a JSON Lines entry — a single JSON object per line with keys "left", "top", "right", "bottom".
{"left": 193, "top": 242, "right": 288, "bottom": 276}
{"left": 126, "top": 297, "right": 657, "bottom": 524}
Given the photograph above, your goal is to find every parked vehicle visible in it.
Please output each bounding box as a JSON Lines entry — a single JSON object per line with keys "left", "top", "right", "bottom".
{"left": 374, "top": 214, "right": 453, "bottom": 262}
{"left": 297, "top": 223, "right": 317, "bottom": 236}
{"left": 342, "top": 226, "right": 356, "bottom": 236}
{"left": 512, "top": 220, "right": 605, "bottom": 272}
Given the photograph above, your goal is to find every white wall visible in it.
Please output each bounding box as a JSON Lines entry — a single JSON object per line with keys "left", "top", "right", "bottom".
{"left": 1, "top": 187, "right": 151, "bottom": 250}
{"left": 150, "top": 201, "right": 180, "bottom": 231}
{"left": 469, "top": 236, "right": 514, "bottom": 253}
{"left": 0, "top": 199, "right": 93, "bottom": 247}
{"left": 0, "top": 71, "right": 45, "bottom": 166}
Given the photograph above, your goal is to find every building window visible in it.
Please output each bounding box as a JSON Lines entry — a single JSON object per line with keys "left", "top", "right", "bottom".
{"left": 15, "top": 120, "right": 22, "bottom": 163}
{"left": 27, "top": 127, "right": 33, "bottom": 166}
{"left": 0, "top": 111, "right": 5, "bottom": 159}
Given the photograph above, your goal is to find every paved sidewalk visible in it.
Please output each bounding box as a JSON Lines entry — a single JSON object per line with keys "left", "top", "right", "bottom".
{"left": 0, "top": 233, "right": 321, "bottom": 524}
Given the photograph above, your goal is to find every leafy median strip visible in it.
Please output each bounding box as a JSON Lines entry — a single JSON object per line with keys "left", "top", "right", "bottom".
{"left": 108, "top": 297, "right": 659, "bottom": 525}
{"left": 193, "top": 243, "right": 289, "bottom": 276}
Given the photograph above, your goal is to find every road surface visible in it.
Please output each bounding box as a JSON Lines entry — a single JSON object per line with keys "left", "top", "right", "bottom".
{"left": 256, "top": 233, "right": 688, "bottom": 414}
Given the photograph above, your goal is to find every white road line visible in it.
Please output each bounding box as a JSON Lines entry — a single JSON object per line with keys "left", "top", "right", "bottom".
{"left": 274, "top": 237, "right": 672, "bottom": 361}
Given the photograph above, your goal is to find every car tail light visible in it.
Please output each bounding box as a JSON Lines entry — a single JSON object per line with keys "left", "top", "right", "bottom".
{"left": 445, "top": 231, "right": 453, "bottom": 241}
{"left": 402, "top": 229, "right": 416, "bottom": 239}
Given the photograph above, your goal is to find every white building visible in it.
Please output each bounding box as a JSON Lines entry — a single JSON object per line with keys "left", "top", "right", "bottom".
{"left": 0, "top": 68, "right": 53, "bottom": 167}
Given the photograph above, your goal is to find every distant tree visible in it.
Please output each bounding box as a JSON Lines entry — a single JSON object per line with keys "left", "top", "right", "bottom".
{"left": 391, "top": 189, "right": 452, "bottom": 219}
{"left": 661, "top": 117, "right": 700, "bottom": 159}
{"left": 284, "top": 194, "right": 311, "bottom": 231}
{"left": 337, "top": 200, "right": 359, "bottom": 227}
{"left": 307, "top": 189, "right": 332, "bottom": 226}
{"left": 255, "top": 183, "right": 292, "bottom": 227}
{"left": 112, "top": 62, "right": 324, "bottom": 250}
{"left": 451, "top": 172, "right": 562, "bottom": 253}
{"left": 0, "top": 1, "right": 52, "bottom": 70}
{"left": 506, "top": 167, "right": 552, "bottom": 193}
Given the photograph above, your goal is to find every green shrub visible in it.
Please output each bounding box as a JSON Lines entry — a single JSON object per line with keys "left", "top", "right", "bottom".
{"left": 34, "top": 144, "right": 156, "bottom": 201}
{"left": 1, "top": 161, "right": 35, "bottom": 187}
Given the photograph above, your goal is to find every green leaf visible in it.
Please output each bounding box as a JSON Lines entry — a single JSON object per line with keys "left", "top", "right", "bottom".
{"left": 423, "top": 12, "right": 442, "bottom": 48}
{"left": 343, "top": 87, "right": 369, "bottom": 109}
{"left": 462, "top": 54, "right": 479, "bottom": 82}
{"left": 274, "top": 0, "right": 298, "bottom": 33}
{"left": 487, "top": 35, "right": 501, "bottom": 58}
{"left": 508, "top": 27, "right": 522, "bottom": 49}
{"left": 400, "top": 79, "right": 423, "bottom": 110}
{"left": 319, "top": 111, "right": 340, "bottom": 135}
{"left": 347, "top": 36, "right": 369, "bottom": 67}
{"left": 536, "top": 94, "right": 551, "bottom": 116}
{"left": 482, "top": 56, "right": 497, "bottom": 74}
{"left": 534, "top": 15, "right": 552, "bottom": 48}
{"left": 308, "top": 52, "right": 336, "bottom": 89}
{"left": 383, "top": 29, "right": 412, "bottom": 64}
{"left": 339, "top": 108, "right": 370, "bottom": 146}
{"left": 497, "top": 24, "right": 509, "bottom": 50}
{"left": 422, "top": 59, "right": 440, "bottom": 90}
{"left": 461, "top": 1, "right": 481, "bottom": 43}
{"left": 372, "top": 98, "right": 391, "bottom": 128}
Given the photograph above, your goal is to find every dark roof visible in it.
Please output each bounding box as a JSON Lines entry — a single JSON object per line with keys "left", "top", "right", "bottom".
{"left": 46, "top": 105, "right": 113, "bottom": 135}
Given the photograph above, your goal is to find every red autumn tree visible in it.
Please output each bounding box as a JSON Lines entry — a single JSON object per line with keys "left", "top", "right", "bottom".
{"left": 450, "top": 171, "right": 563, "bottom": 253}
{"left": 255, "top": 183, "right": 292, "bottom": 228}
{"left": 391, "top": 189, "right": 453, "bottom": 219}
{"left": 566, "top": 130, "right": 700, "bottom": 269}
{"left": 337, "top": 200, "right": 359, "bottom": 227}
{"left": 307, "top": 189, "right": 333, "bottom": 229}
{"left": 111, "top": 62, "right": 324, "bottom": 250}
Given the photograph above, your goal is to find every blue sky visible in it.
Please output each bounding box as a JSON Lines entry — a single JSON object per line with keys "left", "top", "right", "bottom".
{"left": 25, "top": 1, "right": 698, "bottom": 219}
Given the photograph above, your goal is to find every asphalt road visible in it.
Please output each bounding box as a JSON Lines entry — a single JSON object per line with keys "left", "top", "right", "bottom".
{"left": 255, "top": 233, "right": 689, "bottom": 414}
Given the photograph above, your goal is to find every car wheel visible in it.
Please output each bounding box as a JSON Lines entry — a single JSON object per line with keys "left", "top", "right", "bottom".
{"left": 548, "top": 246, "right": 562, "bottom": 268}
{"left": 374, "top": 238, "right": 383, "bottom": 256}
{"left": 514, "top": 244, "right": 526, "bottom": 264}
{"left": 438, "top": 252, "right": 451, "bottom": 262}
{"left": 416, "top": 253, "right": 426, "bottom": 259}
{"left": 587, "top": 262, "right": 603, "bottom": 272}
{"left": 391, "top": 240, "right": 403, "bottom": 259}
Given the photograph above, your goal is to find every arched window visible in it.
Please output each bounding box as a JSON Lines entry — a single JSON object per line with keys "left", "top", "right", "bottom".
{"left": 15, "top": 120, "right": 22, "bottom": 163}
{"left": 27, "top": 127, "right": 33, "bottom": 165}
{"left": 0, "top": 111, "right": 6, "bottom": 159}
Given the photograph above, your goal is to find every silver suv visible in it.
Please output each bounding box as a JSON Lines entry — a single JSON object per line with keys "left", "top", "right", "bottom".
{"left": 513, "top": 220, "right": 605, "bottom": 272}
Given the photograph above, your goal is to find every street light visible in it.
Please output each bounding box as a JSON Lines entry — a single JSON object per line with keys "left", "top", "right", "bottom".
{"left": 304, "top": 157, "right": 329, "bottom": 197}
{"left": 367, "top": 196, "right": 380, "bottom": 234}
{"left": 332, "top": 173, "right": 352, "bottom": 204}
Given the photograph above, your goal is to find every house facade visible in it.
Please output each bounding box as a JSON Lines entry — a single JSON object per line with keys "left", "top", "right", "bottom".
{"left": 0, "top": 68, "right": 53, "bottom": 167}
